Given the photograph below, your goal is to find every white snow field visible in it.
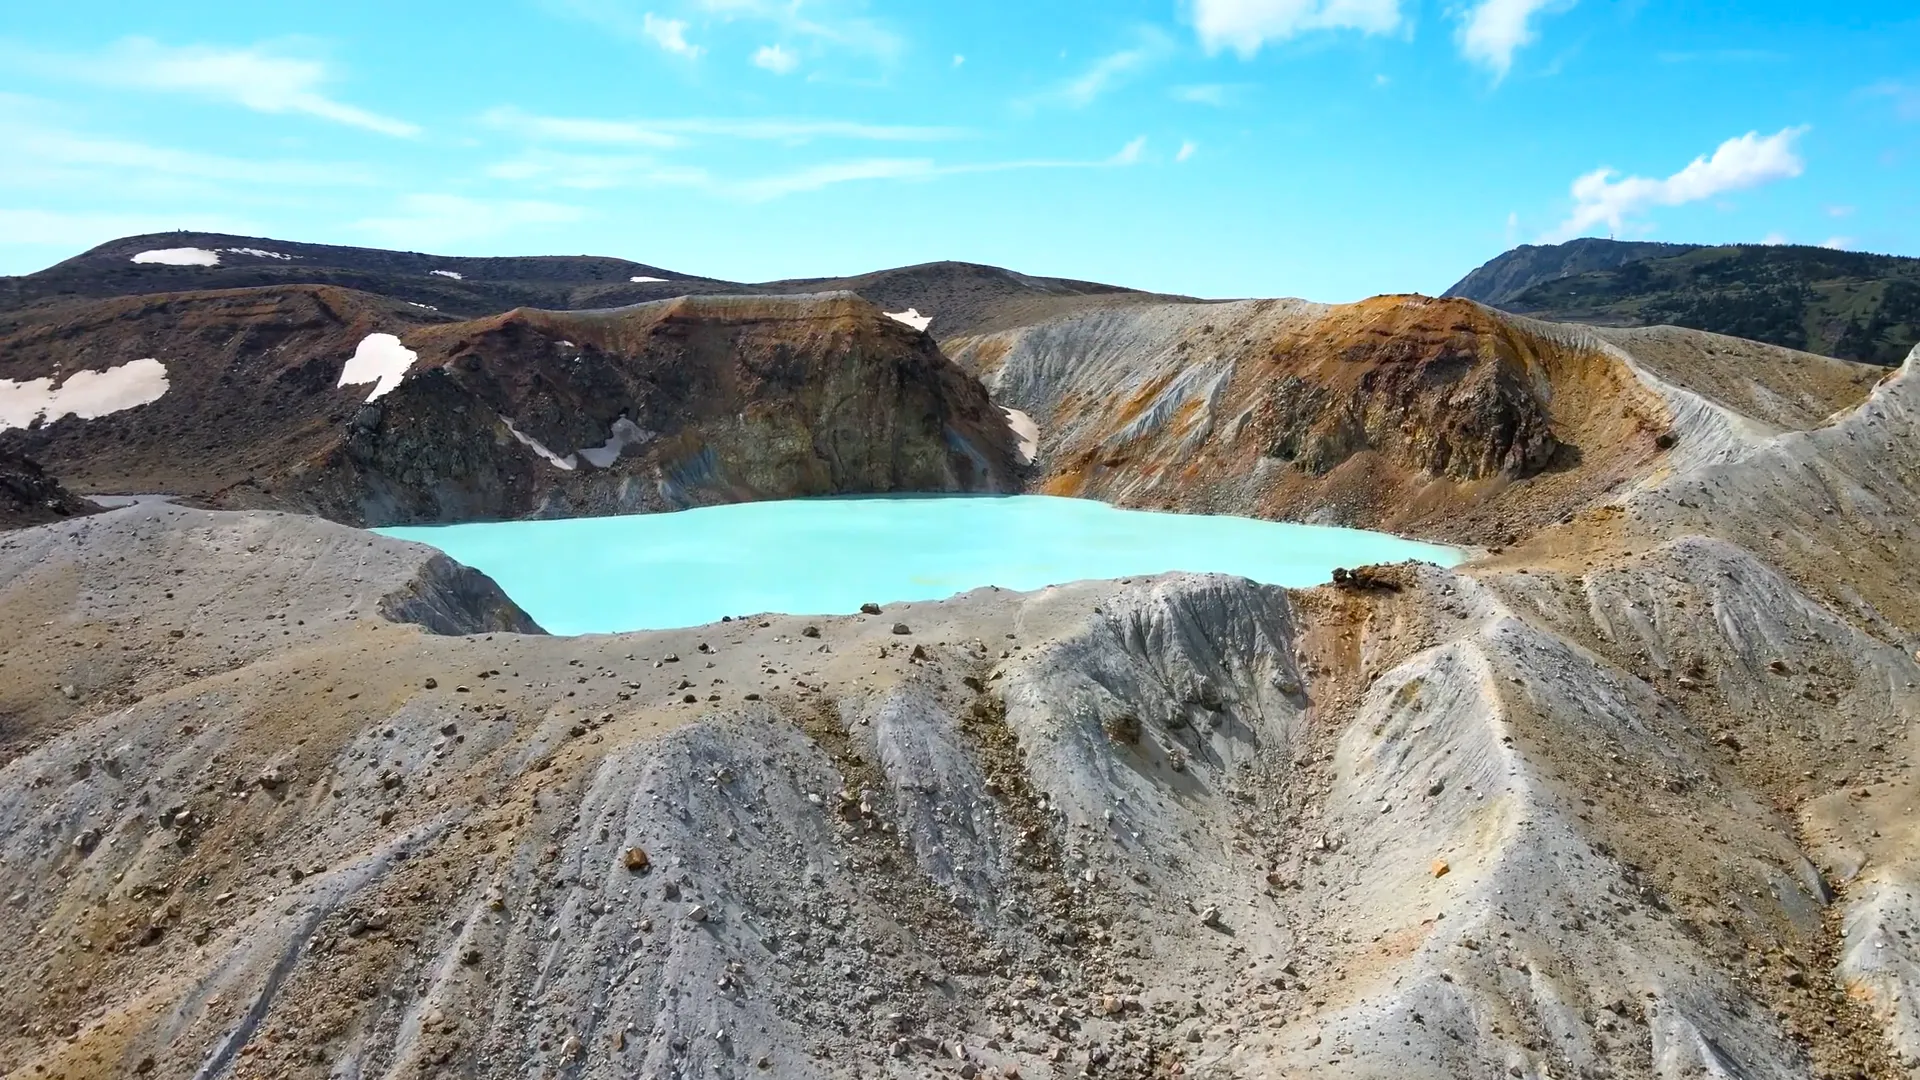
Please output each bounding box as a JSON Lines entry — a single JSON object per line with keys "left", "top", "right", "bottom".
{"left": 0, "top": 358, "right": 170, "bottom": 430}
{"left": 884, "top": 308, "right": 932, "bottom": 332}
{"left": 130, "top": 248, "right": 221, "bottom": 266}
{"left": 336, "top": 333, "right": 419, "bottom": 402}
{"left": 430, "top": 269, "right": 464, "bottom": 280}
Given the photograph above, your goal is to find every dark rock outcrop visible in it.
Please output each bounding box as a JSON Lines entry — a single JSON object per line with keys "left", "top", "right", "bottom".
{"left": 299, "top": 293, "right": 1023, "bottom": 524}
{"left": 0, "top": 449, "right": 99, "bottom": 530}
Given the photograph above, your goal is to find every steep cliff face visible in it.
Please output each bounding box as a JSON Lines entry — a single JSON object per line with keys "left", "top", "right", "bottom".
{"left": 300, "top": 293, "right": 1021, "bottom": 524}
{"left": 0, "top": 287, "right": 1021, "bottom": 525}
{"left": 948, "top": 294, "right": 1881, "bottom": 545}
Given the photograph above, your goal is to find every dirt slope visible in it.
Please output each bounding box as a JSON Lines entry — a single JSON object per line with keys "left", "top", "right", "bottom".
{"left": 0, "top": 287, "right": 1022, "bottom": 525}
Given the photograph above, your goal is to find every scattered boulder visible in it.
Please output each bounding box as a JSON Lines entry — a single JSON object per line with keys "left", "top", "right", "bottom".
{"left": 623, "top": 846, "right": 651, "bottom": 873}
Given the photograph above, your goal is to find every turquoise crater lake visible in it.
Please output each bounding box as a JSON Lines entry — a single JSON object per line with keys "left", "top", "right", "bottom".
{"left": 378, "top": 495, "right": 1461, "bottom": 635}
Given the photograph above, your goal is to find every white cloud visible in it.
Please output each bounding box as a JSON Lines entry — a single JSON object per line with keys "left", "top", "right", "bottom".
{"left": 752, "top": 44, "right": 799, "bottom": 73}
{"left": 1458, "top": 0, "right": 1570, "bottom": 79}
{"left": 1505, "top": 211, "right": 1521, "bottom": 244}
{"left": 1827, "top": 204, "right": 1856, "bottom": 218}
{"left": 10, "top": 38, "right": 418, "bottom": 136}
{"left": 352, "top": 194, "right": 587, "bottom": 247}
{"left": 1189, "top": 0, "right": 1402, "bottom": 58}
{"left": 482, "top": 106, "right": 963, "bottom": 144}
{"left": 1761, "top": 231, "right": 1789, "bottom": 245}
{"left": 1822, "top": 236, "right": 1855, "bottom": 251}
{"left": 1175, "top": 140, "right": 1198, "bottom": 162}
{"left": 642, "top": 13, "right": 703, "bottom": 57}
{"left": 1546, "top": 126, "right": 1809, "bottom": 242}
{"left": 953, "top": 54, "right": 965, "bottom": 67}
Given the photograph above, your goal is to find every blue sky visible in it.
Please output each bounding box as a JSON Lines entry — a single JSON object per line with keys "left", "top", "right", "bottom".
{"left": 1, "top": 0, "right": 1916, "bottom": 300}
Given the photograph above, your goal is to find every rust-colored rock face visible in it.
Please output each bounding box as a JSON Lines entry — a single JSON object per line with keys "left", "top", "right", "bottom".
{"left": 1252, "top": 298, "right": 1563, "bottom": 481}
{"left": 948, "top": 295, "right": 1673, "bottom": 544}
{"left": 0, "top": 288, "right": 1021, "bottom": 525}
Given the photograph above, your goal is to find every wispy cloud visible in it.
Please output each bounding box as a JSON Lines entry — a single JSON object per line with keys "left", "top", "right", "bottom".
{"left": 1761, "top": 231, "right": 1789, "bottom": 245}
{"left": 1170, "top": 83, "right": 1232, "bottom": 107}
{"left": 0, "top": 106, "right": 375, "bottom": 191}
{"left": 752, "top": 43, "right": 798, "bottom": 74}
{"left": 1546, "top": 126, "right": 1810, "bottom": 242}
{"left": 1656, "top": 48, "right": 1788, "bottom": 64}
{"left": 352, "top": 194, "right": 587, "bottom": 248}
{"left": 730, "top": 141, "right": 1145, "bottom": 200}
{"left": 1458, "top": 0, "right": 1574, "bottom": 80}
{"left": 1029, "top": 29, "right": 1173, "bottom": 109}
{"left": 1111, "top": 137, "right": 1148, "bottom": 165}
{"left": 1828, "top": 204, "right": 1856, "bottom": 218}
{"left": 1176, "top": 140, "right": 1198, "bottom": 163}
{"left": 642, "top": 13, "right": 703, "bottom": 58}
{"left": 1188, "top": 0, "right": 1401, "bottom": 58}
{"left": 3, "top": 37, "right": 418, "bottom": 137}
{"left": 1822, "top": 236, "right": 1855, "bottom": 250}
{"left": 489, "top": 136, "right": 1149, "bottom": 202}
{"left": 483, "top": 106, "right": 966, "bottom": 145}
{"left": 552, "top": 0, "right": 900, "bottom": 63}
{"left": 0, "top": 207, "right": 263, "bottom": 248}
{"left": 484, "top": 150, "right": 711, "bottom": 190}
{"left": 1863, "top": 79, "right": 1920, "bottom": 120}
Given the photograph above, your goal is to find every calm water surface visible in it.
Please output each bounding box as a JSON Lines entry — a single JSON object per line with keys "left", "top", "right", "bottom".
{"left": 379, "top": 495, "right": 1460, "bottom": 634}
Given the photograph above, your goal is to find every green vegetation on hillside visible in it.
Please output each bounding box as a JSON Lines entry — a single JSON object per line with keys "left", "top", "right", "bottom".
{"left": 1495, "top": 245, "right": 1920, "bottom": 365}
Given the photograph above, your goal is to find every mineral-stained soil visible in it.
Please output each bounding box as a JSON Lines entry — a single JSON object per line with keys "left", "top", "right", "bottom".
{"left": 1, "top": 291, "right": 1917, "bottom": 1080}
{"left": 0, "top": 287, "right": 1022, "bottom": 525}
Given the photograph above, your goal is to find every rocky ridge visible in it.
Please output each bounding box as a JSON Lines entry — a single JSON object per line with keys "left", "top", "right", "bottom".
{"left": 0, "top": 287, "right": 1022, "bottom": 525}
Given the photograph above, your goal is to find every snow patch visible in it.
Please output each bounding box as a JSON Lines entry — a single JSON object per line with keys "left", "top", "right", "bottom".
{"left": 406, "top": 302, "right": 439, "bottom": 311}
{"left": 131, "top": 248, "right": 220, "bottom": 267}
{"left": 885, "top": 308, "right": 933, "bottom": 332}
{"left": 502, "top": 417, "right": 578, "bottom": 471}
{"left": 337, "top": 333, "right": 418, "bottom": 402}
{"left": 1002, "top": 407, "right": 1039, "bottom": 465}
{"left": 430, "top": 269, "right": 465, "bottom": 280}
{"left": 630, "top": 275, "right": 669, "bottom": 283}
{"left": 578, "top": 417, "right": 653, "bottom": 468}
{"left": 0, "top": 358, "right": 170, "bottom": 431}
{"left": 222, "top": 247, "right": 295, "bottom": 260}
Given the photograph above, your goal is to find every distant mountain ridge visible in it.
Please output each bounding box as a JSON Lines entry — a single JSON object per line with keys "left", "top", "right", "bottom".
{"left": 1, "top": 231, "right": 1187, "bottom": 341}
{"left": 1446, "top": 238, "right": 1920, "bottom": 365}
